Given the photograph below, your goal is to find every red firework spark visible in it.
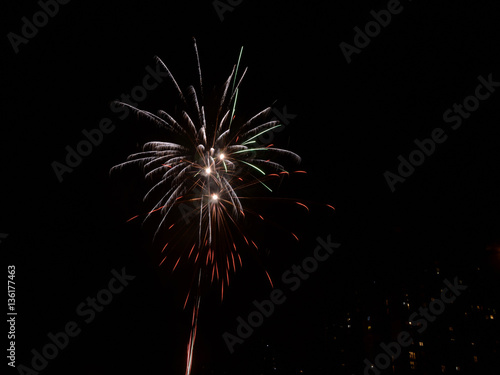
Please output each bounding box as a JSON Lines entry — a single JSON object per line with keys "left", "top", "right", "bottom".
{"left": 110, "top": 39, "right": 307, "bottom": 375}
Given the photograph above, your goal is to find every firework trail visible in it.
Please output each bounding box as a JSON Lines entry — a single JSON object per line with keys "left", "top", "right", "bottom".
{"left": 110, "top": 38, "right": 302, "bottom": 374}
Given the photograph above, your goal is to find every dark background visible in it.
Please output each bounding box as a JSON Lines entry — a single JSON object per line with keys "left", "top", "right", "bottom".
{"left": 3, "top": 0, "right": 500, "bottom": 374}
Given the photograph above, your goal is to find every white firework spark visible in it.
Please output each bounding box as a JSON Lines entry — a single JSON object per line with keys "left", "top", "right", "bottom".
{"left": 110, "top": 38, "right": 301, "bottom": 375}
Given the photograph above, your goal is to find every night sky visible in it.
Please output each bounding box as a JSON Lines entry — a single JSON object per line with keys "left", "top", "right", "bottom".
{"left": 3, "top": 1, "right": 500, "bottom": 374}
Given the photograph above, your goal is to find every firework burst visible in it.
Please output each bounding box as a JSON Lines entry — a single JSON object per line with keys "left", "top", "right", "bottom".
{"left": 110, "top": 39, "right": 302, "bottom": 374}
